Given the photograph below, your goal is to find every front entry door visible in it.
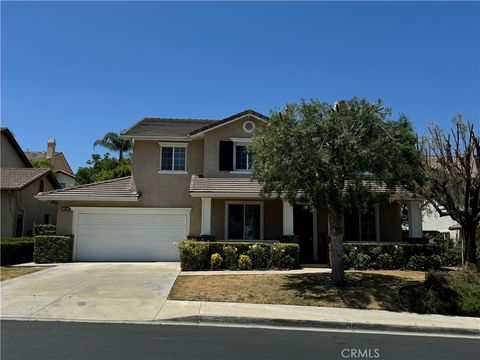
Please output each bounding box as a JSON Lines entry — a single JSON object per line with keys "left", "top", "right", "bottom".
{"left": 293, "top": 205, "right": 314, "bottom": 263}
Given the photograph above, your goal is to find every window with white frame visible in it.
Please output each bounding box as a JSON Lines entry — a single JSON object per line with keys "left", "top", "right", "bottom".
{"left": 159, "top": 143, "right": 187, "bottom": 172}
{"left": 226, "top": 202, "right": 263, "bottom": 240}
{"left": 234, "top": 145, "right": 254, "bottom": 171}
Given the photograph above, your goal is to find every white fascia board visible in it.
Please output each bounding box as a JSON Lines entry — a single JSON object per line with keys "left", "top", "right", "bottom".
{"left": 35, "top": 195, "right": 140, "bottom": 202}
{"left": 230, "top": 137, "right": 253, "bottom": 143}
{"left": 122, "top": 135, "right": 190, "bottom": 141}
{"left": 190, "top": 192, "right": 262, "bottom": 198}
{"left": 70, "top": 207, "right": 191, "bottom": 215}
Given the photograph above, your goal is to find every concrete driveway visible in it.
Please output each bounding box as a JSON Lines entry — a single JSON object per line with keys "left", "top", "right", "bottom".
{"left": 1, "top": 263, "right": 180, "bottom": 322}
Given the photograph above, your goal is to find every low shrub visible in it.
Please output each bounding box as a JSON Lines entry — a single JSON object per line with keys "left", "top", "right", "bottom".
{"left": 179, "top": 240, "right": 209, "bottom": 271}
{"left": 448, "top": 266, "right": 480, "bottom": 316}
{"left": 376, "top": 253, "right": 395, "bottom": 270}
{"left": 247, "top": 243, "right": 270, "bottom": 269}
{"left": 33, "top": 236, "right": 73, "bottom": 263}
{"left": 238, "top": 255, "right": 253, "bottom": 270}
{"left": 221, "top": 246, "right": 238, "bottom": 270}
{"left": 406, "top": 255, "right": 429, "bottom": 271}
{"left": 178, "top": 240, "right": 300, "bottom": 271}
{"left": 353, "top": 253, "right": 371, "bottom": 270}
{"left": 0, "top": 237, "right": 34, "bottom": 265}
{"left": 33, "top": 224, "right": 56, "bottom": 236}
{"left": 344, "top": 243, "right": 447, "bottom": 271}
{"left": 441, "top": 246, "right": 462, "bottom": 267}
{"left": 402, "top": 267, "right": 480, "bottom": 317}
{"left": 210, "top": 253, "right": 223, "bottom": 270}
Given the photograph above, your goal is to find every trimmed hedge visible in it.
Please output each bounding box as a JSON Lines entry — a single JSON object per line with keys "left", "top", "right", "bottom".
{"left": 343, "top": 242, "right": 447, "bottom": 271}
{"left": 0, "top": 237, "right": 34, "bottom": 265}
{"left": 179, "top": 240, "right": 300, "bottom": 271}
{"left": 33, "top": 236, "right": 73, "bottom": 264}
{"left": 33, "top": 224, "right": 56, "bottom": 236}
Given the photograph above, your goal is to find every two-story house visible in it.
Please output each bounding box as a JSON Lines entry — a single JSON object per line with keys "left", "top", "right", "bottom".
{"left": 25, "top": 138, "right": 76, "bottom": 188}
{"left": 1, "top": 128, "right": 60, "bottom": 237}
{"left": 37, "top": 110, "right": 424, "bottom": 262}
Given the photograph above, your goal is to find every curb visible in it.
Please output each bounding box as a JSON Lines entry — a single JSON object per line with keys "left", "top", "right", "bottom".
{"left": 161, "top": 315, "right": 480, "bottom": 337}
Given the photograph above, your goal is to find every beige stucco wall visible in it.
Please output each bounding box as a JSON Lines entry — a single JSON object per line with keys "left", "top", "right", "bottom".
{"left": 1, "top": 176, "right": 57, "bottom": 237}
{"left": 1, "top": 133, "right": 26, "bottom": 168}
{"left": 203, "top": 116, "right": 265, "bottom": 178}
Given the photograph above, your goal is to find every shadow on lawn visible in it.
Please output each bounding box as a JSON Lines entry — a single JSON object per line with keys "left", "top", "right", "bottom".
{"left": 282, "top": 272, "right": 420, "bottom": 311}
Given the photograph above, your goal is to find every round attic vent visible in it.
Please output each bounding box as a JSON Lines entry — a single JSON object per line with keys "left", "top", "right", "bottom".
{"left": 243, "top": 120, "right": 256, "bottom": 133}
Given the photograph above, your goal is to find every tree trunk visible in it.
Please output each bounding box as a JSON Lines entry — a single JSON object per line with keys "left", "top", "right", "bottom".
{"left": 329, "top": 210, "right": 345, "bottom": 286}
{"left": 119, "top": 150, "right": 123, "bottom": 161}
{"left": 464, "top": 222, "right": 478, "bottom": 265}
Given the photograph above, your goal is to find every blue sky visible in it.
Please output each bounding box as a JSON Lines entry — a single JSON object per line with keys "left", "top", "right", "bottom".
{"left": 2, "top": 1, "right": 479, "bottom": 172}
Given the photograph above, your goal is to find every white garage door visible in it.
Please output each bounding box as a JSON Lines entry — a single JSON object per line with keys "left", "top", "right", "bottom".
{"left": 73, "top": 208, "right": 190, "bottom": 261}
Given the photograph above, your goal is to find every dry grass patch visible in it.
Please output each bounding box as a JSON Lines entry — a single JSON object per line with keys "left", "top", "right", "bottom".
{"left": 169, "top": 270, "right": 424, "bottom": 311}
{"left": 1, "top": 266, "right": 45, "bottom": 281}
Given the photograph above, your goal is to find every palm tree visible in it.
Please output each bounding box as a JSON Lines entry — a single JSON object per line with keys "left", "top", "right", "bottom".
{"left": 93, "top": 132, "right": 131, "bottom": 161}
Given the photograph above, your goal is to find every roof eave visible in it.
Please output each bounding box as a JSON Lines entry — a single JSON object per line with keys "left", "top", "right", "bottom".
{"left": 189, "top": 113, "right": 268, "bottom": 138}
{"left": 121, "top": 135, "right": 191, "bottom": 141}
{"left": 35, "top": 194, "right": 140, "bottom": 202}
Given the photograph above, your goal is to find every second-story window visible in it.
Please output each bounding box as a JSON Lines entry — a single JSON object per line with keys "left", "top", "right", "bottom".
{"left": 159, "top": 143, "right": 187, "bottom": 173}
{"left": 234, "top": 145, "right": 254, "bottom": 171}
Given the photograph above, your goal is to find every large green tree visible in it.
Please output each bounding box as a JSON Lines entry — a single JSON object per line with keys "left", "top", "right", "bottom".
{"left": 418, "top": 116, "right": 479, "bottom": 264}
{"left": 75, "top": 153, "right": 132, "bottom": 185}
{"left": 94, "top": 132, "right": 132, "bottom": 161}
{"left": 252, "top": 98, "right": 423, "bottom": 285}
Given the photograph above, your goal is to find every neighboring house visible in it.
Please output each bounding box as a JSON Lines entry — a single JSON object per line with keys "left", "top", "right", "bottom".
{"left": 25, "top": 139, "right": 75, "bottom": 188}
{"left": 422, "top": 203, "right": 460, "bottom": 241}
{"left": 1, "top": 128, "right": 60, "bottom": 237}
{"left": 37, "top": 110, "right": 424, "bottom": 262}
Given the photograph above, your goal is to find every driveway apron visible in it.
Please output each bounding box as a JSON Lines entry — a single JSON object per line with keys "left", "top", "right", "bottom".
{"left": 1, "top": 263, "right": 180, "bottom": 322}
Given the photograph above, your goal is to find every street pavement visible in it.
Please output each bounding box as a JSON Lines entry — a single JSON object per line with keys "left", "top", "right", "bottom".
{"left": 1, "top": 320, "right": 478, "bottom": 360}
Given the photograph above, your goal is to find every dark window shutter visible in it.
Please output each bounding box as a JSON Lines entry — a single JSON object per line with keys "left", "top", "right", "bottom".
{"left": 219, "top": 141, "right": 234, "bottom": 171}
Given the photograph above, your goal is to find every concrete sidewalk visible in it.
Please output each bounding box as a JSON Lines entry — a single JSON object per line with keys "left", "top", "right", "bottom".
{"left": 155, "top": 300, "right": 480, "bottom": 336}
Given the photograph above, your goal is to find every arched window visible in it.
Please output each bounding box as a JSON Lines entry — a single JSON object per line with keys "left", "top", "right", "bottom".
{"left": 39, "top": 180, "right": 44, "bottom": 193}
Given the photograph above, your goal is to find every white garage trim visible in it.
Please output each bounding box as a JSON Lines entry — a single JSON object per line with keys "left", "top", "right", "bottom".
{"left": 71, "top": 207, "right": 191, "bottom": 261}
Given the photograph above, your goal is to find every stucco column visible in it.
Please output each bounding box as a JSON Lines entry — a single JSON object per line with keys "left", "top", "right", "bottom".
{"left": 200, "top": 197, "right": 212, "bottom": 235}
{"left": 408, "top": 200, "right": 423, "bottom": 238}
{"left": 282, "top": 199, "right": 294, "bottom": 235}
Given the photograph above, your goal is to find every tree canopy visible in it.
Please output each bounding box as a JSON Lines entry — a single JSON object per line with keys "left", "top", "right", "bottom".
{"left": 252, "top": 98, "right": 423, "bottom": 284}
{"left": 417, "top": 116, "right": 479, "bottom": 264}
{"left": 93, "top": 132, "right": 132, "bottom": 161}
{"left": 30, "top": 159, "right": 53, "bottom": 169}
{"left": 75, "top": 153, "right": 132, "bottom": 185}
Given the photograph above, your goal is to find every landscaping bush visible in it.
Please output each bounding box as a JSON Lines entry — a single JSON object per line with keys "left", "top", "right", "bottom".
{"left": 238, "top": 254, "right": 253, "bottom": 270}
{"left": 178, "top": 240, "right": 300, "bottom": 271}
{"left": 406, "top": 255, "right": 429, "bottom": 271}
{"left": 376, "top": 253, "right": 395, "bottom": 270}
{"left": 33, "top": 236, "right": 73, "bottom": 263}
{"left": 33, "top": 224, "right": 56, "bottom": 236}
{"left": 178, "top": 240, "right": 209, "bottom": 271}
{"left": 0, "top": 237, "right": 34, "bottom": 265}
{"left": 402, "top": 267, "right": 480, "bottom": 317}
{"left": 343, "top": 243, "right": 447, "bottom": 270}
{"left": 353, "top": 253, "right": 371, "bottom": 270}
{"left": 210, "top": 253, "right": 223, "bottom": 270}
{"left": 247, "top": 243, "right": 270, "bottom": 269}
{"left": 221, "top": 246, "right": 238, "bottom": 270}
